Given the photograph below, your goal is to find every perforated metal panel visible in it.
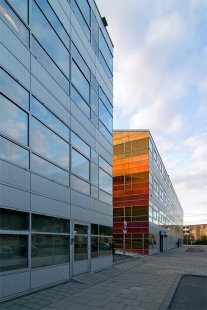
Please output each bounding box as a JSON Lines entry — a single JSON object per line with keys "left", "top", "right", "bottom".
{"left": 31, "top": 56, "right": 69, "bottom": 110}
{"left": 31, "top": 264, "right": 70, "bottom": 289}
{"left": 0, "top": 43, "right": 30, "bottom": 89}
{"left": 0, "top": 160, "right": 30, "bottom": 190}
{"left": 31, "top": 193, "right": 70, "bottom": 218}
{"left": 0, "top": 20, "right": 30, "bottom": 69}
{"left": 31, "top": 76, "right": 71, "bottom": 127}
{"left": 96, "top": 141, "right": 112, "bottom": 165}
{"left": 71, "top": 190, "right": 95, "bottom": 210}
{"left": 95, "top": 200, "right": 112, "bottom": 216}
{"left": 71, "top": 204, "right": 95, "bottom": 223}
{"left": 31, "top": 173, "right": 70, "bottom": 203}
{"left": 48, "top": 0, "right": 71, "bottom": 35}
{"left": 0, "top": 272, "right": 30, "bottom": 298}
{"left": 91, "top": 256, "right": 112, "bottom": 273}
{"left": 71, "top": 115, "right": 96, "bottom": 149}
{"left": 94, "top": 213, "right": 112, "bottom": 226}
{"left": 71, "top": 103, "right": 95, "bottom": 136}
{"left": 0, "top": 183, "right": 30, "bottom": 211}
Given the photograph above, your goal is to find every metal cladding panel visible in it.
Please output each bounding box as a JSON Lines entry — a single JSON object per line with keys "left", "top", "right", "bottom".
{"left": 71, "top": 115, "right": 96, "bottom": 149}
{"left": 31, "top": 57, "right": 69, "bottom": 111}
{"left": 71, "top": 102, "right": 95, "bottom": 136}
{"left": 73, "top": 260, "right": 88, "bottom": 275}
{"left": 91, "top": 256, "right": 112, "bottom": 273}
{"left": 0, "top": 43, "right": 30, "bottom": 89}
{"left": 71, "top": 205, "right": 94, "bottom": 223}
{"left": 48, "top": 0, "right": 71, "bottom": 34}
{"left": 95, "top": 130, "right": 113, "bottom": 156}
{"left": 31, "top": 264, "right": 70, "bottom": 289}
{"left": 96, "top": 141, "right": 112, "bottom": 165}
{"left": 0, "top": 160, "right": 30, "bottom": 190}
{"left": 31, "top": 193, "right": 70, "bottom": 218}
{"left": 31, "top": 76, "right": 71, "bottom": 127}
{"left": 0, "top": 184, "right": 30, "bottom": 211}
{"left": 94, "top": 213, "right": 112, "bottom": 226}
{"left": 71, "top": 190, "right": 95, "bottom": 211}
{"left": 95, "top": 200, "right": 112, "bottom": 216}
{"left": 95, "top": 57, "right": 112, "bottom": 96}
{"left": 31, "top": 174, "right": 70, "bottom": 203}
{"left": 0, "top": 20, "right": 30, "bottom": 69}
{"left": 0, "top": 272, "right": 30, "bottom": 299}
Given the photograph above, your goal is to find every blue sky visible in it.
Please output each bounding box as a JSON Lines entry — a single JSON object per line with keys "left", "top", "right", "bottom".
{"left": 97, "top": 0, "right": 207, "bottom": 224}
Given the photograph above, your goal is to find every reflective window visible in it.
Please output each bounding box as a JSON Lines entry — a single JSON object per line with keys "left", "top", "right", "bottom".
{"left": 0, "top": 68, "right": 29, "bottom": 110}
{"left": 99, "top": 88, "right": 113, "bottom": 115}
{"left": 91, "top": 11, "right": 98, "bottom": 43}
{"left": 70, "top": 0, "right": 90, "bottom": 41}
{"left": 31, "top": 37, "right": 69, "bottom": 94}
{"left": 72, "top": 61, "right": 90, "bottom": 103}
{"left": 71, "top": 42, "right": 90, "bottom": 81}
{"left": 31, "top": 118, "right": 69, "bottom": 169}
{"left": 99, "top": 225, "right": 112, "bottom": 236}
{"left": 99, "top": 190, "right": 112, "bottom": 205}
{"left": 71, "top": 132, "right": 90, "bottom": 158}
{"left": 90, "top": 87, "right": 98, "bottom": 115}
{"left": 0, "top": 235, "right": 28, "bottom": 272}
{"left": 71, "top": 85, "right": 90, "bottom": 118}
{"left": 74, "top": 224, "right": 88, "bottom": 261}
{"left": 71, "top": 149, "right": 89, "bottom": 181}
{"left": 91, "top": 163, "right": 98, "bottom": 187}
{"left": 76, "top": 0, "right": 90, "bottom": 26}
{"left": 71, "top": 175, "right": 90, "bottom": 195}
{"left": 149, "top": 139, "right": 153, "bottom": 154}
{"left": 35, "top": 0, "right": 69, "bottom": 49}
{"left": 7, "top": 0, "right": 28, "bottom": 23}
{"left": 91, "top": 224, "right": 98, "bottom": 235}
{"left": 99, "top": 157, "right": 112, "bottom": 175}
{"left": 31, "top": 96, "right": 69, "bottom": 141}
{"left": 99, "top": 99, "right": 113, "bottom": 133}
{"left": 91, "top": 73, "right": 99, "bottom": 94}
{"left": 91, "top": 236, "right": 98, "bottom": 258}
{"left": 0, "top": 95, "right": 28, "bottom": 145}
{"left": 54, "top": 235, "right": 69, "bottom": 264}
{"left": 31, "top": 153, "right": 69, "bottom": 186}
{"left": 31, "top": 234, "right": 53, "bottom": 268}
{"left": 99, "top": 121, "right": 112, "bottom": 143}
{"left": 32, "top": 214, "right": 70, "bottom": 233}
{"left": 0, "top": 135, "right": 29, "bottom": 168}
{"left": 99, "top": 236, "right": 112, "bottom": 256}
{"left": 99, "top": 31, "right": 113, "bottom": 72}
{"left": 0, "top": 0, "right": 29, "bottom": 46}
{"left": 99, "top": 168, "right": 112, "bottom": 194}
{"left": 99, "top": 51, "right": 113, "bottom": 81}
{"left": 0, "top": 208, "right": 29, "bottom": 231}
{"left": 32, "top": 0, "right": 69, "bottom": 77}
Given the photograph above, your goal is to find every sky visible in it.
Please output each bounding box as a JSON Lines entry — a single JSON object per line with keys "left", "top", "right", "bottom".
{"left": 96, "top": 0, "right": 207, "bottom": 225}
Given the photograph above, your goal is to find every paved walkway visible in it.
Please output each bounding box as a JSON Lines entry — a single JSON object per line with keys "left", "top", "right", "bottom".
{"left": 1, "top": 245, "right": 207, "bottom": 310}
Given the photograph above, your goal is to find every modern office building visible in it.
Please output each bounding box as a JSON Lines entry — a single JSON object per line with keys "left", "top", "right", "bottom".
{"left": 113, "top": 130, "right": 183, "bottom": 255}
{"left": 0, "top": 0, "right": 113, "bottom": 300}
{"left": 183, "top": 224, "right": 207, "bottom": 244}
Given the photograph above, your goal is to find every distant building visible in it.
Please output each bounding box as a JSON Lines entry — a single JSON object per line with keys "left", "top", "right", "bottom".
{"left": 183, "top": 224, "right": 207, "bottom": 244}
{"left": 0, "top": 0, "right": 113, "bottom": 300}
{"left": 113, "top": 130, "right": 183, "bottom": 255}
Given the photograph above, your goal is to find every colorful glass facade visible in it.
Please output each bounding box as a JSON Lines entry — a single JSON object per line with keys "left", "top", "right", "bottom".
{"left": 113, "top": 130, "right": 183, "bottom": 255}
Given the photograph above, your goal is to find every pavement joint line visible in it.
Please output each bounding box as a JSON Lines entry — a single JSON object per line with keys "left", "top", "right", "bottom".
{"left": 158, "top": 274, "right": 182, "bottom": 310}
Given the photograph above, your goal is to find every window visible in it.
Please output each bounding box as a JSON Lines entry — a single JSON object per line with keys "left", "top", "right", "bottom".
{"left": 90, "top": 163, "right": 98, "bottom": 187}
{"left": 99, "top": 121, "right": 112, "bottom": 143}
{"left": 74, "top": 224, "right": 88, "bottom": 261}
{"left": 0, "top": 235, "right": 28, "bottom": 272}
{"left": 153, "top": 178, "right": 159, "bottom": 197}
{"left": 71, "top": 175, "right": 90, "bottom": 196}
{"left": 90, "top": 87, "right": 99, "bottom": 115}
{"left": 91, "top": 12, "right": 99, "bottom": 56}
{"left": 31, "top": 37, "right": 69, "bottom": 94}
{"left": 99, "top": 30, "right": 113, "bottom": 80}
{"left": 35, "top": 0, "right": 69, "bottom": 49}
{"left": 99, "top": 168, "right": 112, "bottom": 195}
{"left": 31, "top": 118, "right": 69, "bottom": 169}
{"left": 154, "top": 149, "right": 158, "bottom": 164}
{"left": 71, "top": 86, "right": 90, "bottom": 118}
{"left": 149, "top": 139, "right": 153, "bottom": 154}
{"left": 31, "top": 96, "right": 69, "bottom": 141}
{"left": 99, "top": 100, "right": 113, "bottom": 133}
{"left": 99, "top": 190, "right": 112, "bottom": 205}
{"left": 0, "top": 208, "right": 29, "bottom": 231}
{"left": 72, "top": 61, "right": 90, "bottom": 103}
{"left": 149, "top": 172, "right": 153, "bottom": 190}
{"left": 7, "top": 0, "right": 28, "bottom": 23}
{"left": 0, "top": 68, "right": 29, "bottom": 110}
{"left": 71, "top": 132, "right": 90, "bottom": 158}
{"left": 0, "top": 0, "right": 29, "bottom": 46}
{"left": 0, "top": 95, "right": 28, "bottom": 145}
{"left": 31, "top": 154, "right": 69, "bottom": 186}
{"left": 71, "top": 149, "right": 89, "bottom": 181}
{"left": 0, "top": 135, "right": 29, "bottom": 168}
{"left": 31, "top": 214, "right": 70, "bottom": 268}
{"left": 70, "top": 0, "right": 90, "bottom": 41}
{"left": 99, "top": 88, "right": 113, "bottom": 115}
{"left": 99, "top": 157, "right": 112, "bottom": 175}
{"left": 71, "top": 42, "right": 90, "bottom": 81}
{"left": 32, "top": 0, "right": 69, "bottom": 77}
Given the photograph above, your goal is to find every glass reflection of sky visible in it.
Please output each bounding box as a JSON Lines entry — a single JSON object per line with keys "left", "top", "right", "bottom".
{"left": 8, "top": 0, "right": 28, "bottom": 23}
{"left": 31, "top": 118, "right": 69, "bottom": 170}
{"left": 31, "top": 97, "right": 69, "bottom": 141}
{"left": 71, "top": 175, "right": 90, "bottom": 196}
{"left": 0, "top": 135, "right": 29, "bottom": 168}
{"left": 99, "top": 190, "right": 112, "bottom": 205}
{"left": 0, "top": 95, "right": 28, "bottom": 145}
{"left": 71, "top": 132, "right": 90, "bottom": 158}
{"left": 0, "top": 68, "right": 29, "bottom": 110}
{"left": 32, "top": 0, "right": 69, "bottom": 77}
{"left": 71, "top": 86, "right": 90, "bottom": 118}
{"left": 99, "top": 100, "right": 113, "bottom": 132}
{"left": 31, "top": 153, "right": 69, "bottom": 186}
{"left": 99, "top": 168, "right": 112, "bottom": 195}
{"left": 72, "top": 149, "right": 89, "bottom": 181}
{"left": 72, "top": 61, "right": 90, "bottom": 103}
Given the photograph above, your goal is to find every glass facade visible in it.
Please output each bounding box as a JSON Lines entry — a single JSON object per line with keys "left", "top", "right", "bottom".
{"left": 113, "top": 131, "right": 183, "bottom": 255}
